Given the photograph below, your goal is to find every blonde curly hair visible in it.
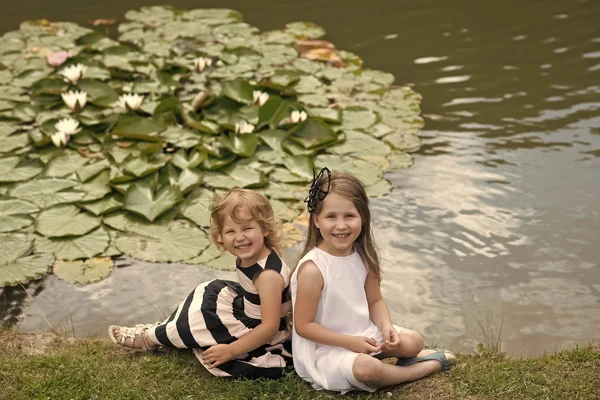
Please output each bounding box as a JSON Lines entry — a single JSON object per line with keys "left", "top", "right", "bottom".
{"left": 209, "top": 188, "right": 282, "bottom": 254}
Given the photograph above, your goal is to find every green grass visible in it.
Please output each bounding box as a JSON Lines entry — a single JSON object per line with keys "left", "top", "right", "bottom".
{"left": 0, "top": 332, "right": 598, "bottom": 400}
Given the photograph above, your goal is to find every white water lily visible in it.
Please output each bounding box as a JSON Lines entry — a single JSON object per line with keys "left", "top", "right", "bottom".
{"left": 51, "top": 131, "right": 69, "bottom": 147}
{"left": 61, "top": 90, "right": 87, "bottom": 111}
{"left": 252, "top": 90, "right": 269, "bottom": 106}
{"left": 194, "top": 57, "right": 213, "bottom": 72}
{"left": 51, "top": 117, "right": 81, "bottom": 147}
{"left": 60, "top": 63, "right": 87, "bottom": 85}
{"left": 117, "top": 93, "right": 144, "bottom": 111}
{"left": 291, "top": 110, "right": 308, "bottom": 123}
{"left": 235, "top": 121, "right": 255, "bottom": 134}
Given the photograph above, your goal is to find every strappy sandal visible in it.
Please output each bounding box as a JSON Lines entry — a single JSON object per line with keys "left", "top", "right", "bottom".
{"left": 108, "top": 323, "right": 160, "bottom": 351}
{"left": 395, "top": 348, "right": 456, "bottom": 371}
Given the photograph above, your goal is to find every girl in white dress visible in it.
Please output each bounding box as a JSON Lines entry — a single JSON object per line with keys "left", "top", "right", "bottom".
{"left": 291, "top": 169, "right": 455, "bottom": 393}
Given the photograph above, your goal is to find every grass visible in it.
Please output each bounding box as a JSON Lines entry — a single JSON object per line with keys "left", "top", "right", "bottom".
{"left": 0, "top": 332, "right": 598, "bottom": 400}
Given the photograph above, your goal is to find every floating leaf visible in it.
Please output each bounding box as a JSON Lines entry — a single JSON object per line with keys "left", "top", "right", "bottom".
{"left": 258, "top": 96, "right": 290, "bottom": 129}
{"left": 35, "top": 204, "right": 101, "bottom": 237}
{"left": 115, "top": 220, "right": 210, "bottom": 262}
{"left": 342, "top": 107, "right": 378, "bottom": 130}
{"left": 0, "top": 199, "right": 39, "bottom": 233}
{"left": 123, "top": 154, "right": 169, "bottom": 178}
{"left": 387, "top": 153, "right": 414, "bottom": 170}
{"left": 35, "top": 227, "right": 110, "bottom": 261}
{"left": 159, "top": 127, "right": 203, "bottom": 148}
{"left": 76, "top": 159, "right": 110, "bottom": 182}
{"left": 53, "top": 257, "right": 114, "bottom": 284}
{"left": 366, "top": 178, "right": 392, "bottom": 197}
{"left": 225, "top": 164, "right": 267, "bottom": 188}
{"left": 183, "top": 243, "right": 223, "bottom": 265}
{"left": 0, "top": 132, "right": 29, "bottom": 154}
{"left": 44, "top": 152, "right": 90, "bottom": 178}
{"left": 383, "top": 132, "right": 422, "bottom": 153}
{"left": 180, "top": 189, "right": 214, "bottom": 227}
{"left": 79, "top": 194, "right": 123, "bottom": 216}
{"left": 0, "top": 157, "right": 44, "bottom": 183}
{"left": 219, "top": 133, "right": 258, "bottom": 157}
{"left": 222, "top": 78, "right": 253, "bottom": 105}
{"left": 78, "top": 79, "right": 120, "bottom": 107}
{"left": 112, "top": 116, "right": 166, "bottom": 141}
{"left": 9, "top": 178, "right": 85, "bottom": 208}
{"left": 123, "top": 181, "right": 183, "bottom": 222}
{"left": 80, "top": 170, "right": 112, "bottom": 201}
{"left": 0, "top": 233, "right": 53, "bottom": 287}
{"left": 282, "top": 155, "right": 314, "bottom": 180}
{"left": 171, "top": 148, "right": 206, "bottom": 169}
{"left": 286, "top": 21, "right": 326, "bottom": 39}
{"left": 288, "top": 118, "right": 338, "bottom": 149}
{"left": 204, "top": 252, "right": 237, "bottom": 271}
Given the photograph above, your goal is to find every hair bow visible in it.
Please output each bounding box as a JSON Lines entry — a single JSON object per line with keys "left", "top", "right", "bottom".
{"left": 304, "top": 167, "right": 331, "bottom": 212}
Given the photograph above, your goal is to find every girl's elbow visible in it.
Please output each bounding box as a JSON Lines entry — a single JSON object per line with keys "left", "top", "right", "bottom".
{"left": 294, "top": 323, "right": 309, "bottom": 338}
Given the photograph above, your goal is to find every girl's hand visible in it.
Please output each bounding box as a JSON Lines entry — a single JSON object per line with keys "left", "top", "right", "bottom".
{"left": 381, "top": 325, "right": 400, "bottom": 351}
{"left": 347, "top": 336, "right": 382, "bottom": 354}
{"left": 201, "top": 344, "right": 234, "bottom": 369}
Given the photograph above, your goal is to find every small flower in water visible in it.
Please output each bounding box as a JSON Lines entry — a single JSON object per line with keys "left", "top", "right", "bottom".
{"left": 61, "top": 90, "right": 87, "bottom": 111}
{"left": 60, "top": 63, "right": 87, "bottom": 85}
{"left": 291, "top": 110, "right": 308, "bottom": 123}
{"left": 194, "top": 57, "right": 213, "bottom": 72}
{"left": 47, "top": 51, "right": 71, "bottom": 67}
{"left": 117, "top": 94, "right": 144, "bottom": 111}
{"left": 235, "top": 121, "right": 255, "bottom": 134}
{"left": 252, "top": 90, "right": 269, "bottom": 106}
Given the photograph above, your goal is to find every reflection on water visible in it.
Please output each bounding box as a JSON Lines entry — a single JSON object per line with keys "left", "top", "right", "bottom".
{"left": 1, "top": 0, "right": 599, "bottom": 355}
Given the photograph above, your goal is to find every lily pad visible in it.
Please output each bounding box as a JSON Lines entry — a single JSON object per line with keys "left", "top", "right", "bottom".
{"left": 53, "top": 257, "right": 114, "bottom": 284}
{"left": 123, "top": 181, "right": 183, "bottom": 222}
{"left": 219, "top": 133, "right": 258, "bottom": 157}
{"left": 112, "top": 116, "right": 166, "bottom": 141}
{"left": 115, "top": 220, "right": 210, "bottom": 262}
{"left": 0, "top": 157, "right": 44, "bottom": 183}
{"left": 222, "top": 78, "right": 253, "bottom": 105}
{"left": 35, "top": 204, "right": 101, "bottom": 237}
{"left": 286, "top": 21, "right": 326, "bottom": 39}
{"left": 80, "top": 170, "right": 112, "bottom": 201}
{"left": 35, "top": 227, "right": 110, "bottom": 261}
{"left": 0, "top": 199, "right": 39, "bottom": 233}
{"left": 9, "top": 178, "right": 85, "bottom": 208}
{"left": 288, "top": 118, "right": 338, "bottom": 149}
{"left": 383, "top": 132, "right": 422, "bottom": 153}
{"left": 0, "top": 233, "right": 54, "bottom": 287}
{"left": 204, "top": 252, "right": 237, "bottom": 271}
{"left": 44, "top": 152, "right": 90, "bottom": 178}
{"left": 79, "top": 193, "right": 123, "bottom": 216}
{"left": 342, "top": 107, "right": 378, "bottom": 130}
{"left": 76, "top": 159, "right": 110, "bottom": 182}
{"left": 0, "top": 132, "right": 29, "bottom": 153}
{"left": 180, "top": 189, "right": 214, "bottom": 227}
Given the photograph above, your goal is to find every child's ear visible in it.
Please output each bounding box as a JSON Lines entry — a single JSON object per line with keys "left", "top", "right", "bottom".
{"left": 312, "top": 214, "right": 320, "bottom": 229}
{"left": 263, "top": 230, "right": 269, "bottom": 238}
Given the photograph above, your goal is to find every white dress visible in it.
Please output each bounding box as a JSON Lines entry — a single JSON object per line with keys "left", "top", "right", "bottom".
{"left": 290, "top": 247, "right": 401, "bottom": 393}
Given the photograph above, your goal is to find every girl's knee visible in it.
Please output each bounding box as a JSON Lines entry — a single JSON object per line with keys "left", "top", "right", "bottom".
{"left": 352, "top": 355, "right": 383, "bottom": 383}
{"left": 400, "top": 329, "right": 424, "bottom": 357}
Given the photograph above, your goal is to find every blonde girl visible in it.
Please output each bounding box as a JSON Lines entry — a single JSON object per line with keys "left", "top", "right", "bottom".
{"left": 109, "top": 188, "right": 292, "bottom": 378}
{"left": 291, "top": 169, "right": 455, "bottom": 393}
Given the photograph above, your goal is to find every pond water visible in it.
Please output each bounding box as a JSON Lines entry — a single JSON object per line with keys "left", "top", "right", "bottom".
{"left": 1, "top": 0, "right": 599, "bottom": 356}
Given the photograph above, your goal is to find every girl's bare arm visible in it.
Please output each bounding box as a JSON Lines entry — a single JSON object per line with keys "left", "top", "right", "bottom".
{"left": 365, "top": 274, "right": 394, "bottom": 330}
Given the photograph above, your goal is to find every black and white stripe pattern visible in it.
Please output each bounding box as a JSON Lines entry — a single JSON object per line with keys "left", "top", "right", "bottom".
{"left": 146, "top": 251, "right": 292, "bottom": 378}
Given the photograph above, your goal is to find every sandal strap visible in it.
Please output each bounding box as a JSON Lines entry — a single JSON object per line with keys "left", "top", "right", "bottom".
{"left": 112, "top": 323, "right": 158, "bottom": 351}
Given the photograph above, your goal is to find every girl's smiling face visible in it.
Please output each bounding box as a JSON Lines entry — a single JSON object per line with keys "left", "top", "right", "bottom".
{"left": 220, "top": 208, "right": 270, "bottom": 267}
{"left": 313, "top": 192, "right": 363, "bottom": 257}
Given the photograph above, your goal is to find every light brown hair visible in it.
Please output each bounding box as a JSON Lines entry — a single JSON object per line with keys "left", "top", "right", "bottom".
{"left": 296, "top": 171, "right": 381, "bottom": 279}
{"left": 209, "top": 188, "right": 282, "bottom": 254}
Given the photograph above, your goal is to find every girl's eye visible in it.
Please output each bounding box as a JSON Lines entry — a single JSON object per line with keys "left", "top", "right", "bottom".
{"left": 244, "top": 227, "right": 252, "bottom": 231}
{"left": 345, "top": 215, "right": 355, "bottom": 219}
{"left": 326, "top": 215, "right": 335, "bottom": 219}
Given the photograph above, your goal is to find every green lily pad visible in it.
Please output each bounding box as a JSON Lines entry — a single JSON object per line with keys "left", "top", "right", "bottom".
{"left": 35, "top": 204, "right": 101, "bottom": 237}
{"left": 285, "top": 21, "right": 326, "bottom": 39}
{"left": 44, "top": 152, "right": 90, "bottom": 178}
{"left": 288, "top": 118, "right": 338, "bottom": 149}
{"left": 328, "top": 130, "right": 391, "bottom": 157}
{"left": 225, "top": 164, "right": 267, "bottom": 188}
{"left": 270, "top": 167, "right": 310, "bottom": 184}
{"left": 0, "top": 157, "right": 44, "bottom": 183}
{"left": 282, "top": 155, "right": 314, "bottom": 180}
{"left": 383, "top": 132, "right": 422, "bottom": 153}
{"left": 257, "top": 129, "right": 291, "bottom": 152}
{"left": 387, "top": 153, "right": 414, "bottom": 170}
{"left": 180, "top": 189, "right": 214, "bottom": 227}
{"left": 9, "top": 178, "right": 85, "bottom": 208}
{"left": 315, "top": 154, "right": 382, "bottom": 186}
{"left": 123, "top": 181, "right": 183, "bottom": 222}
{"left": 171, "top": 148, "right": 206, "bottom": 169}
{"left": 219, "top": 133, "right": 258, "bottom": 157}
{"left": 76, "top": 159, "right": 110, "bottom": 182}
{"left": 176, "top": 168, "right": 204, "bottom": 194}
{"left": 0, "top": 199, "right": 39, "bottom": 233}
{"left": 366, "top": 178, "right": 392, "bottom": 198}
{"left": 342, "top": 107, "right": 378, "bottom": 130}
{"left": 35, "top": 227, "right": 110, "bottom": 261}
{"left": 80, "top": 170, "right": 112, "bottom": 201}
{"left": 204, "top": 252, "right": 237, "bottom": 271}
{"left": 123, "top": 154, "right": 169, "bottom": 178}
{"left": 258, "top": 96, "right": 291, "bottom": 129}
{"left": 53, "top": 257, "right": 114, "bottom": 284}
{"left": 0, "top": 132, "right": 29, "bottom": 153}
{"left": 0, "top": 233, "right": 54, "bottom": 287}
{"left": 79, "top": 194, "right": 123, "bottom": 216}
{"left": 222, "top": 78, "right": 253, "bottom": 105}
{"left": 112, "top": 116, "right": 166, "bottom": 141}
{"left": 78, "top": 79, "right": 120, "bottom": 107}
{"left": 306, "top": 107, "right": 341, "bottom": 123}
{"left": 115, "top": 219, "right": 210, "bottom": 262}
{"left": 183, "top": 243, "right": 223, "bottom": 265}
{"left": 271, "top": 199, "right": 301, "bottom": 222}
{"left": 159, "top": 127, "right": 203, "bottom": 148}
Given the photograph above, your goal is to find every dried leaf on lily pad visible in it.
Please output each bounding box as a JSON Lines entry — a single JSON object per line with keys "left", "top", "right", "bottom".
{"left": 0, "top": 198, "right": 39, "bottom": 233}
{"left": 35, "top": 228, "right": 110, "bottom": 261}
{"left": 115, "top": 220, "right": 210, "bottom": 262}
{"left": 0, "top": 233, "right": 54, "bottom": 287}
{"left": 282, "top": 223, "right": 304, "bottom": 247}
{"left": 53, "top": 257, "right": 114, "bottom": 284}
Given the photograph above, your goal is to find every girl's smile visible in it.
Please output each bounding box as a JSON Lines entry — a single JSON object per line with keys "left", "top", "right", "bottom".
{"left": 313, "top": 192, "right": 363, "bottom": 256}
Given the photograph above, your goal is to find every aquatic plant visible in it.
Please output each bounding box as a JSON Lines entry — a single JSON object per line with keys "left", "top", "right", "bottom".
{"left": 0, "top": 7, "right": 423, "bottom": 287}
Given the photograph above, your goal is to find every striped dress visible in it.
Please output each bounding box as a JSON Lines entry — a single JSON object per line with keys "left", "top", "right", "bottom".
{"left": 146, "top": 250, "right": 293, "bottom": 378}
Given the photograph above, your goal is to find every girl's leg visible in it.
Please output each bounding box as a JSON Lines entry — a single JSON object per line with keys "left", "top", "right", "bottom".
{"left": 352, "top": 354, "right": 443, "bottom": 388}
{"left": 376, "top": 328, "right": 425, "bottom": 359}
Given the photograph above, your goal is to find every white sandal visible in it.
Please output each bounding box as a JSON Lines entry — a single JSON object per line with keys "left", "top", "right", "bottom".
{"left": 108, "top": 323, "right": 160, "bottom": 351}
